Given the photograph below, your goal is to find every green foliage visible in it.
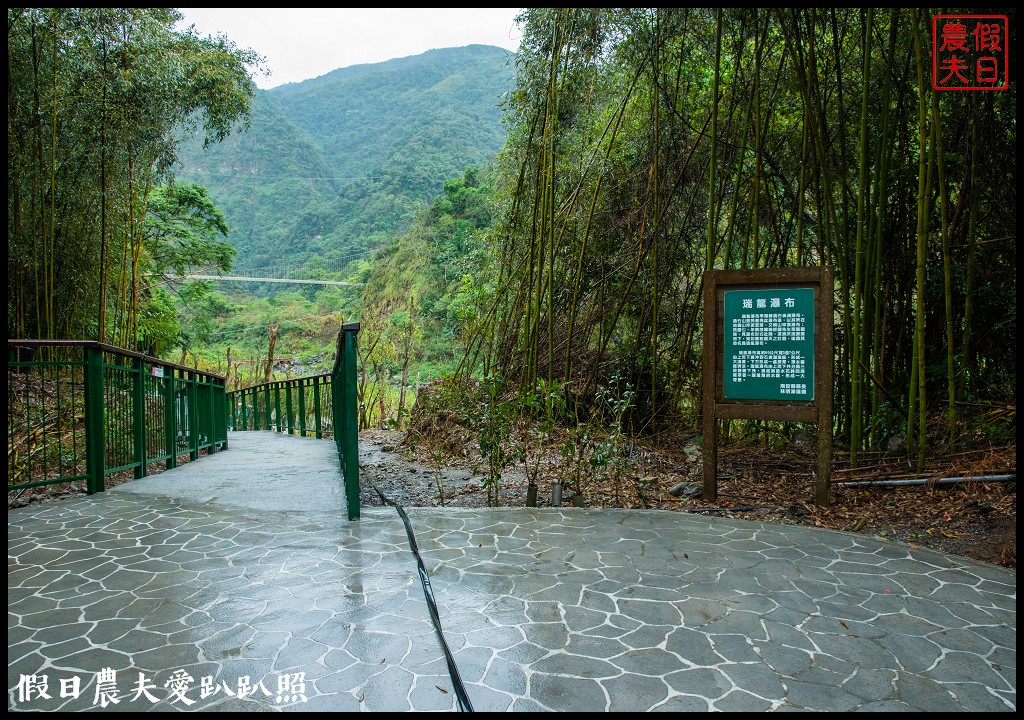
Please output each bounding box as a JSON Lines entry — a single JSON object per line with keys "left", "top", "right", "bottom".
{"left": 463, "top": 375, "right": 516, "bottom": 507}
{"left": 454, "top": 7, "right": 1015, "bottom": 458}
{"left": 8, "top": 7, "right": 260, "bottom": 343}
{"left": 177, "top": 283, "right": 218, "bottom": 352}
{"left": 516, "top": 378, "right": 564, "bottom": 489}
{"left": 174, "top": 90, "right": 341, "bottom": 271}
{"left": 15, "top": 5, "right": 1014, "bottom": 486}
{"left": 589, "top": 376, "right": 636, "bottom": 503}
{"left": 137, "top": 180, "right": 237, "bottom": 354}
{"left": 973, "top": 407, "right": 1016, "bottom": 446}
{"left": 553, "top": 374, "right": 636, "bottom": 502}
{"left": 137, "top": 286, "right": 181, "bottom": 357}
{"left": 145, "top": 182, "right": 234, "bottom": 276}
{"left": 357, "top": 165, "right": 497, "bottom": 383}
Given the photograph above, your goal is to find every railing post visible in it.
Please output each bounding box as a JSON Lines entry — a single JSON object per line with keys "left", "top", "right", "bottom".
{"left": 298, "top": 379, "right": 307, "bottom": 437}
{"left": 219, "top": 378, "right": 228, "bottom": 449}
{"left": 264, "top": 384, "right": 272, "bottom": 430}
{"left": 313, "top": 378, "right": 323, "bottom": 439}
{"left": 133, "top": 357, "right": 147, "bottom": 478}
{"left": 189, "top": 371, "right": 199, "bottom": 461}
{"left": 84, "top": 345, "right": 106, "bottom": 494}
{"left": 341, "top": 323, "right": 360, "bottom": 520}
{"left": 222, "top": 382, "right": 230, "bottom": 448}
{"left": 275, "top": 383, "right": 283, "bottom": 433}
{"left": 164, "top": 369, "right": 177, "bottom": 469}
{"left": 285, "top": 380, "right": 294, "bottom": 435}
{"left": 207, "top": 378, "right": 217, "bottom": 454}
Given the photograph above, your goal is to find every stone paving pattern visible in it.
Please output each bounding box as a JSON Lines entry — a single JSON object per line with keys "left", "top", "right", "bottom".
{"left": 413, "top": 508, "right": 1016, "bottom": 712}
{"left": 8, "top": 432, "right": 1017, "bottom": 712}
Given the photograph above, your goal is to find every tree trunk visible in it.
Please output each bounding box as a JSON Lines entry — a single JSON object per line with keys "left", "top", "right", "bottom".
{"left": 959, "top": 101, "right": 979, "bottom": 402}
{"left": 706, "top": 9, "right": 722, "bottom": 272}
{"left": 932, "top": 84, "right": 955, "bottom": 441}
{"left": 396, "top": 299, "right": 418, "bottom": 431}
{"left": 265, "top": 323, "right": 279, "bottom": 384}
{"left": 910, "top": 9, "right": 930, "bottom": 470}
{"left": 850, "top": 8, "right": 872, "bottom": 464}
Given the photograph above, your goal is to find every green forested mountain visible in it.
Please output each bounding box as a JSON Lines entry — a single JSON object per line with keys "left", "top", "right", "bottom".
{"left": 175, "top": 44, "right": 514, "bottom": 271}
{"left": 172, "top": 90, "right": 337, "bottom": 270}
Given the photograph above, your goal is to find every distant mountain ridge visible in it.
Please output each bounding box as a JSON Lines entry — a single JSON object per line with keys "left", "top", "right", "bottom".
{"left": 175, "top": 44, "right": 514, "bottom": 271}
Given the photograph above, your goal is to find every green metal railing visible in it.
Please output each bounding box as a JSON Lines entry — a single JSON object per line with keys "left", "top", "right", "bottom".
{"left": 227, "top": 323, "right": 361, "bottom": 519}
{"left": 8, "top": 340, "right": 228, "bottom": 495}
{"left": 229, "top": 374, "right": 335, "bottom": 437}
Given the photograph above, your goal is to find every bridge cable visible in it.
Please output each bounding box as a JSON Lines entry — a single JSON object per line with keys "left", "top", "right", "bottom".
{"left": 364, "top": 476, "right": 475, "bottom": 712}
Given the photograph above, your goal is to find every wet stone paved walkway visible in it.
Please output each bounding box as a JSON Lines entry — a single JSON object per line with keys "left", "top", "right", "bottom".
{"left": 8, "top": 432, "right": 1017, "bottom": 712}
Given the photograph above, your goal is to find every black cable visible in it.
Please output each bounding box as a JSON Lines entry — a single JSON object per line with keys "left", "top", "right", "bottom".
{"left": 366, "top": 478, "right": 474, "bottom": 712}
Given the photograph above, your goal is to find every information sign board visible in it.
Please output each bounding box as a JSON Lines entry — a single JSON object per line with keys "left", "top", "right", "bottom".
{"left": 702, "top": 267, "right": 834, "bottom": 507}
{"left": 723, "top": 287, "right": 814, "bottom": 401}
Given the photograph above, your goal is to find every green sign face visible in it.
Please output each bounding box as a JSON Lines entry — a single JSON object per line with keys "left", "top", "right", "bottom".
{"left": 723, "top": 287, "right": 814, "bottom": 401}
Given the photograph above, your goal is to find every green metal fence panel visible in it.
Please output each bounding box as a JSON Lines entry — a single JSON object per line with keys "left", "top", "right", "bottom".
{"left": 213, "top": 378, "right": 227, "bottom": 450}
{"left": 333, "top": 341, "right": 345, "bottom": 498}
{"left": 8, "top": 345, "right": 89, "bottom": 492}
{"left": 7, "top": 340, "right": 229, "bottom": 494}
{"left": 101, "top": 351, "right": 137, "bottom": 476}
{"left": 227, "top": 375, "right": 333, "bottom": 440}
{"left": 145, "top": 369, "right": 171, "bottom": 466}
{"left": 320, "top": 375, "right": 334, "bottom": 439}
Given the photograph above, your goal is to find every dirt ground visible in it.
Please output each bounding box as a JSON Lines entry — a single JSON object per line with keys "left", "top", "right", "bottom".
{"left": 359, "top": 427, "right": 1016, "bottom": 569}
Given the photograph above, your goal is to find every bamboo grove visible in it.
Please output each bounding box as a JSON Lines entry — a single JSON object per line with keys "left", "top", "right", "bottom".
{"left": 460, "top": 8, "right": 1015, "bottom": 462}
{"left": 7, "top": 8, "right": 258, "bottom": 350}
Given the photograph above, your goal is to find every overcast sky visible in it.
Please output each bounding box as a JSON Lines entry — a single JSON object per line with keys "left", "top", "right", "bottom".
{"left": 176, "top": 8, "right": 524, "bottom": 90}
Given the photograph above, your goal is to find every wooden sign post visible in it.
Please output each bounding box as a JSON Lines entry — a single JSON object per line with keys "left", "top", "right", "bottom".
{"left": 702, "top": 267, "right": 834, "bottom": 506}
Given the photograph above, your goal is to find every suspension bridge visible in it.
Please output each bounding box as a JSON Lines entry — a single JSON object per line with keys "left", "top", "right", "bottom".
{"left": 162, "top": 257, "right": 366, "bottom": 287}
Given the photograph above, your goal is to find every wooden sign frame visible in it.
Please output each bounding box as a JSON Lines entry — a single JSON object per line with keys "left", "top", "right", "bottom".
{"left": 702, "top": 267, "right": 834, "bottom": 506}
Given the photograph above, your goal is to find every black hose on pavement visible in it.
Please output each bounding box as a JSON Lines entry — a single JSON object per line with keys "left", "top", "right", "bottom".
{"left": 365, "top": 477, "right": 474, "bottom": 712}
